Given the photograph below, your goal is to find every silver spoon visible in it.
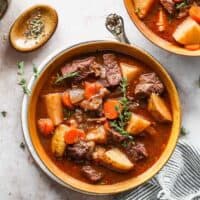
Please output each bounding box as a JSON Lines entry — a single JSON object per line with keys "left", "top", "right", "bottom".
{"left": 105, "top": 13, "right": 130, "bottom": 44}
{"left": 0, "top": 0, "right": 8, "bottom": 19}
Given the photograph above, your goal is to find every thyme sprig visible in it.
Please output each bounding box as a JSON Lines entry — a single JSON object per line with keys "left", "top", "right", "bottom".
{"left": 55, "top": 71, "right": 79, "bottom": 85}
{"left": 175, "top": 0, "right": 187, "bottom": 10}
{"left": 110, "top": 78, "right": 132, "bottom": 138}
{"left": 17, "top": 61, "right": 31, "bottom": 95}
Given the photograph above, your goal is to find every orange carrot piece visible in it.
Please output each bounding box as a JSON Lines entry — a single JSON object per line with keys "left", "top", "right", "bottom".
{"left": 61, "top": 91, "right": 73, "bottom": 108}
{"left": 37, "top": 118, "right": 54, "bottom": 136}
{"left": 189, "top": 6, "right": 200, "bottom": 23}
{"left": 185, "top": 44, "right": 200, "bottom": 51}
{"left": 103, "top": 99, "right": 121, "bottom": 120}
{"left": 84, "top": 82, "right": 103, "bottom": 99}
{"left": 64, "top": 128, "right": 86, "bottom": 144}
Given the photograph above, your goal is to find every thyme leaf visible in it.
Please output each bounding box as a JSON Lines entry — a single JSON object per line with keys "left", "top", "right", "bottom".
{"left": 17, "top": 61, "right": 25, "bottom": 76}
{"left": 63, "top": 108, "right": 75, "bottom": 120}
{"left": 55, "top": 72, "right": 79, "bottom": 85}
{"left": 175, "top": 1, "right": 187, "bottom": 10}
{"left": 1, "top": 111, "right": 7, "bottom": 117}
{"left": 181, "top": 126, "right": 189, "bottom": 136}
{"left": 33, "top": 64, "right": 40, "bottom": 79}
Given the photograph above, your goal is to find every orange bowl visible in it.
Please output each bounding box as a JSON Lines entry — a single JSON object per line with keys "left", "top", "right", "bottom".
{"left": 22, "top": 41, "right": 181, "bottom": 195}
{"left": 124, "top": 0, "right": 200, "bottom": 56}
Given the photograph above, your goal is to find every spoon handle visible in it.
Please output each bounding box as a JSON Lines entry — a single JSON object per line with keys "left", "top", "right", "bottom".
{"left": 105, "top": 13, "right": 130, "bottom": 44}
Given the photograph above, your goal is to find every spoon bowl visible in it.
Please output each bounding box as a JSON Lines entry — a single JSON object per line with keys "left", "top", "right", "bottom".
{"left": 9, "top": 5, "right": 58, "bottom": 52}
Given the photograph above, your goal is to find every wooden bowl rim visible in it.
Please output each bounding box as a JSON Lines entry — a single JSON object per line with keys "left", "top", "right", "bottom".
{"left": 22, "top": 40, "right": 181, "bottom": 195}
{"left": 123, "top": 0, "right": 200, "bottom": 56}
{"left": 9, "top": 4, "right": 58, "bottom": 52}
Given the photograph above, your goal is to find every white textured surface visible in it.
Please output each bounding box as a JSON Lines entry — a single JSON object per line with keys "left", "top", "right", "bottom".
{"left": 0, "top": 0, "right": 199, "bottom": 199}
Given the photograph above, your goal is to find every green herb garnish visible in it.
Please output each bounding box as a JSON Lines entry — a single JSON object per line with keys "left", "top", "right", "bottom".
{"left": 175, "top": 1, "right": 187, "bottom": 10}
{"left": 1, "top": 111, "right": 7, "bottom": 117}
{"left": 181, "top": 126, "right": 189, "bottom": 136}
{"left": 17, "top": 61, "right": 25, "bottom": 76}
{"left": 33, "top": 64, "right": 40, "bottom": 79}
{"left": 134, "top": 8, "right": 141, "bottom": 15}
{"left": 110, "top": 78, "right": 132, "bottom": 138}
{"left": 17, "top": 61, "right": 31, "bottom": 95}
{"left": 63, "top": 108, "right": 75, "bottom": 120}
{"left": 55, "top": 72, "right": 79, "bottom": 85}
{"left": 20, "top": 142, "right": 25, "bottom": 150}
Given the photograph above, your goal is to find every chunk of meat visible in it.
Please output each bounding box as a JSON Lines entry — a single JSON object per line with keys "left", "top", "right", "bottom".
{"left": 148, "top": 93, "right": 172, "bottom": 122}
{"left": 107, "top": 128, "right": 127, "bottom": 143}
{"left": 86, "top": 126, "right": 107, "bottom": 144}
{"left": 51, "top": 124, "right": 70, "bottom": 157}
{"left": 173, "top": 17, "right": 200, "bottom": 45}
{"left": 44, "top": 93, "right": 64, "bottom": 126}
{"left": 125, "top": 142, "right": 148, "bottom": 162}
{"left": 120, "top": 62, "right": 141, "bottom": 83}
{"left": 160, "top": 0, "right": 175, "bottom": 14}
{"left": 81, "top": 165, "right": 104, "bottom": 183}
{"left": 135, "top": 72, "right": 164, "bottom": 98}
{"left": 103, "top": 54, "right": 122, "bottom": 87}
{"left": 100, "top": 148, "right": 134, "bottom": 172}
{"left": 80, "top": 95, "right": 103, "bottom": 111}
{"left": 61, "top": 57, "right": 96, "bottom": 75}
{"left": 133, "top": 0, "right": 155, "bottom": 18}
{"left": 66, "top": 141, "right": 95, "bottom": 161}
{"left": 80, "top": 88, "right": 109, "bottom": 111}
{"left": 61, "top": 57, "right": 96, "bottom": 81}
{"left": 126, "top": 113, "right": 151, "bottom": 135}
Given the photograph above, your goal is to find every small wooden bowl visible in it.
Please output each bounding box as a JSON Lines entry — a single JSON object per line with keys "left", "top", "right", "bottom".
{"left": 124, "top": 0, "right": 200, "bottom": 56}
{"left": 9, "top": 5, "right": 58, "bottom": 52}
{"left": 22, "top": 41, "right": 181, "bottom": 195}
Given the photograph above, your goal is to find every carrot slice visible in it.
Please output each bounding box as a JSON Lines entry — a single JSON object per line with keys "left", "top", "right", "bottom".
{"left": 185, "top": 44, "right": 200, "bottom": 50}
{"left": 64, "top": 128, "right": 86, "bottom": 144}
{"left": 84, "top": 82, "right": 103, "bottom": 99}
{"left": 61, "top": 91, "right": 73, "bottom": 108}
{"left": 37, "top": 118, "right": 54, "bottom": 136}
{"left": 103, "top": 99, "right": 121, "bottom": 120}
{"left": 189, "top": 6, "right": 200, "bottom": 23}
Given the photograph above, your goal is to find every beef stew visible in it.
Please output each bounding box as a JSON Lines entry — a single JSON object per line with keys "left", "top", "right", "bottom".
{"left": 133, "top": 0, "right": 200, "bottom": 50}
{"left": 36, "top": 52, "right": 173, "bottom": 185}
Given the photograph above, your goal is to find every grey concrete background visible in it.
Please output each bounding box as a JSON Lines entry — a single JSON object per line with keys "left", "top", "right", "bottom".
{"left": 0, "top": 0, "right": 199, "bottom": 199}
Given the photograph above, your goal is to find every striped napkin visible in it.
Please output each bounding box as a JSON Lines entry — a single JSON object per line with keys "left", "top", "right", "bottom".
{"left": 115, "top": 139, "right": 200, "bottom": 200}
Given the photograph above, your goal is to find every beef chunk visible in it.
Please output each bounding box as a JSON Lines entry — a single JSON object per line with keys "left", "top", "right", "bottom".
{"left": 160, "top": 0, "right": 175, "bottom": 14}
{"left": 80, "top": 95, "right": 103, "bottom": 111}
{"left": 80, "top": 88, "right": 109, "bottom": 111}
{"left": 125, "top": 142, "right": 148, "bottom": 162}
{"left": 61, "top": 57, "right": 96, "bottom": 81}
{"left": 67, "top": 141, "right": 95, "bottom": 162}
{"left": 103, "top": 54, "right": 122, "bottom": 87}
{"left": 135, "top": 72, "right": 164, "bottom": 98}
{"left": 81, "top": 165, "right": 104, "bottom": 183}
{"left": 107, "top": 128, "right": 127, "bottom": 143}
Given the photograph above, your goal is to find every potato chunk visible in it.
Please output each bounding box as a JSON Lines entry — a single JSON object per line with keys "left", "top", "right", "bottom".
{"left": 173, "top": 17, "right": 200, "bottom": 45}
{"left": 133, "top": 0, "right": 155, "bottom": 18}
{"left": 120, "top": 62, "right": 141, "bottom": 82}
{"left": 44, "top": 93, "right": 63, "bottom": 126}
{"left": 86, "top": 126, "right": 107, "bottom": 144}
{"left": 51, "top": 124, "right": 69, "bottom": 157}
{"left": 126, "top": 113, "right": 151, "bottom": 135}
{"left": 148, "top": 93, "right": 172, "bottom": 122}
{"left": 100, "top": 148, "right": 134, "bottom": 172}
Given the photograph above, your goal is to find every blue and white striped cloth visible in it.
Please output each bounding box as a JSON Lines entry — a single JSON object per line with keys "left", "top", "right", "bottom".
{"left": 115, "top": 140, "right": 200, "bottom": 200}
